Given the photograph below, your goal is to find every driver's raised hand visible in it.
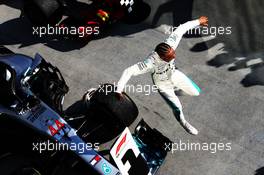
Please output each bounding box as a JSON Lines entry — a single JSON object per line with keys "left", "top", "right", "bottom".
{"left": 115, "top": 92, "right": 124, "bottom": 101}
{"left": 199, "top": 16, "right": 209, "bottom": 26}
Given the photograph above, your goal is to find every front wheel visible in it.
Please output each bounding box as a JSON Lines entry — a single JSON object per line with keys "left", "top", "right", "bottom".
{"left": 79, "top": 84, "right": 138, "bottom": 143}
{"left": 89, "top": 84, "right": 138, "bottom": 126}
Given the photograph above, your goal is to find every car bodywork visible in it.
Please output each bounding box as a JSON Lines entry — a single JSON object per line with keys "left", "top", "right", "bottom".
{"left": 0, "top": 51, "right": 171, "bottom": 175}
{"left": 0, "top": 53, "right": 121, "bottom": 174}
{"left": 23, "top": 0, "right": 151, "bottom": 39}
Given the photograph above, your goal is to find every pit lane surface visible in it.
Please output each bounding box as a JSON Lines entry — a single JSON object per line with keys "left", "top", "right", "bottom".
{"left": 1, "top": 0, "right": 264, "bottom": 175}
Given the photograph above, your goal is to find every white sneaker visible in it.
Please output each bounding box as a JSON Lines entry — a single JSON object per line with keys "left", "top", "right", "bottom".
{"left": 180, "top": 120, "right": 198, "bottom": 135}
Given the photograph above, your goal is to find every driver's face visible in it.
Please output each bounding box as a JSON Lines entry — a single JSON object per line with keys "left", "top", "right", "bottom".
{"left": 161, "top": 48, "right": 176, "bottom": 62}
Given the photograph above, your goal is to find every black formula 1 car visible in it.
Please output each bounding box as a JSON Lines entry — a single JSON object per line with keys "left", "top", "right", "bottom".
{"left": 23, "top": 0, "right": 151, "bottom": 39}
{"left": 0, "top": 47, "right": 171, "bottom": 175}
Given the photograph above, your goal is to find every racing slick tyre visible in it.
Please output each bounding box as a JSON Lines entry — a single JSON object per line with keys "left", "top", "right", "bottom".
{"left": 79, "top": 84, "right": 138, "bottom": 143}
{"left": 0, "top": 153, "right": 44, "bottom": 175}
{"left": 89, "top": 84, "right": 139, "bottom": 127}
{"left": 24, "top": 0, "right": 63, "bottom": 25}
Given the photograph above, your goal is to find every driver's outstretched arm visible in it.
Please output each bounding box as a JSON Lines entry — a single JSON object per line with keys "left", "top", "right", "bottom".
{"left": 116, "top": 58, "right": 154, "bottom": 93}
{"left": 165, "top": 19, "right": 200, "bottom": 50}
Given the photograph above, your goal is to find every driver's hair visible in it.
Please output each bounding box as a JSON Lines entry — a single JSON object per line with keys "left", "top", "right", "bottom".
{"left": 155, "top": 42, "right": 172, "bottom": 57}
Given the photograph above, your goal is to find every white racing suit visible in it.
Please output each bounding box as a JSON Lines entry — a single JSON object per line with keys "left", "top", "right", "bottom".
{"left": 116, "top": 19, "right": 201, "bottom": 134}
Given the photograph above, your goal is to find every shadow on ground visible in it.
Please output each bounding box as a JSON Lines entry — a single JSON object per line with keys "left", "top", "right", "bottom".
{"left": 150, "top": 0, "right": 264, "bottom": 87}
{"left": 0, "top": 0, "right": 152, "bottom": 52}
{"left": 0, "top": 0, "right": 200, "bottom": 51}
{"left": 152, "top": 0, "right": 194, "bottom": 27}
{"left": 192, "top": 37, "right": 264, "bottom": 87}
{"left": 190, "top": 0, "right": 264, "bottom": 87}
{"left": 0, "top": 16, "right": 89, "bottom": 52}
{"left": 2, "top": 0, "right": 264, "bottom": 87}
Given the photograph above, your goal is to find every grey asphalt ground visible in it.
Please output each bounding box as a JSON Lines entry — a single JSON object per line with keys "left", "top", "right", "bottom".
{"left": 1, "top": 0, "right": 264, "bottom": 175}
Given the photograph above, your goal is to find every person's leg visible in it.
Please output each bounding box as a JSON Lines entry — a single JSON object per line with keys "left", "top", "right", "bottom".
{"left": 171, "top": 70, "right": 201, "bottom": 96}
{"left": 158, "top": 84, "right": 198, "bottom": 135}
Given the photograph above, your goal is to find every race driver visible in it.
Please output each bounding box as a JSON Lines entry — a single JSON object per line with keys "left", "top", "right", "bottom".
{"left": 115, "top": 16, "right": 208, "bottom": 135}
